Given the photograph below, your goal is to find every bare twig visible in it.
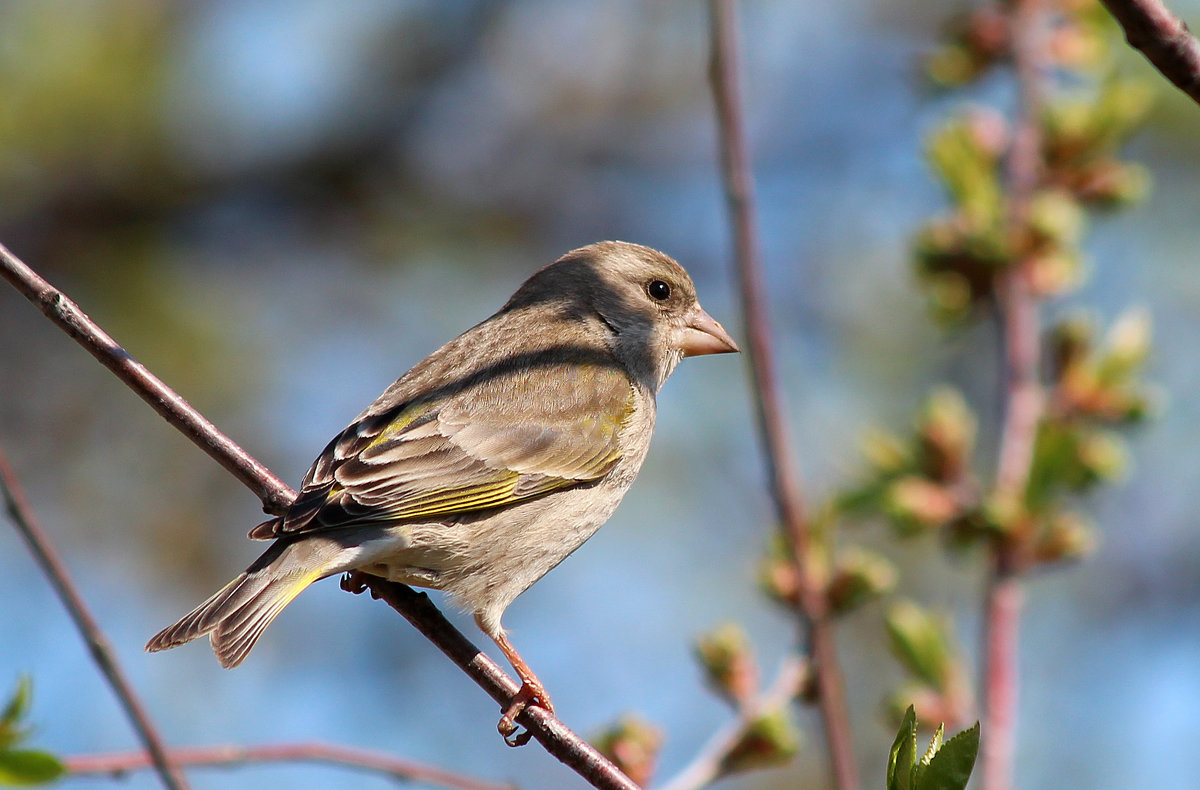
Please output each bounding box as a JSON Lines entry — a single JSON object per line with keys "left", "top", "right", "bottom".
{"left": 64, "top": 742, "right": 515, "bottom": 790}
{"left": 1099, "top": 0, "right": 1200, "bottom": 105}
{"left": 0, "top": 243, "right": 639, "bottom": 790}
{"left": 0, "top": 446, "right": 191, "bottom": 790}
{"left": 706, "top": 2, "right": 858, "bottom": 789}
{"left": 0, "top": 246, "right": 293, "bottom": 516}
{"left": 982, "top": 2, "right": 1049, "bottom": 789}
{"left": 980, "top": 563, "right": 1023, "bottom": 790}
{"left": 656, "top": 657, "right": 807, "bottom": 790}
{"left": 359, "top": 579, "right": 641, "bottom": 790}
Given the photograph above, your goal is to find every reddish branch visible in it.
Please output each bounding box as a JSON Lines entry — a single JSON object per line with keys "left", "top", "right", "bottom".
{"left": 0, "top": 250, "right": 293, "bottom": 516}
{"left": 1099, "top": 0, "right": 1200, "bottom": 105}
{"left": 982, "top": 1, "right": 1049, "bottom": 789}
{"left": 0, "top": 242, "right": 638, "bottom": 790}
{"left": 0, "top": 446, "right": 191, "bottom": 790}
{"left": 64, "top": 742, "right": 514, "bottom": 790}
{"left": 706, "top": 2, "right": 858, "bottom": 790}
{"left": 980, "top": 567, "right": 1023, "bottom": 790}
{"left": 355, "top": 579, "right": 640, "bottom": 790}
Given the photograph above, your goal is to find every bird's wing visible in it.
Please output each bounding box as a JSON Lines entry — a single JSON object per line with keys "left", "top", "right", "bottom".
{"left": 254, "top": 360, "right": 635, "bottom": 538}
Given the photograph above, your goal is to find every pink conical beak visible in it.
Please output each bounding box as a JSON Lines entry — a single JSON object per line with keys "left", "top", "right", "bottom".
{"left": 679, "top": 307, "right": 740, "bottom": 357}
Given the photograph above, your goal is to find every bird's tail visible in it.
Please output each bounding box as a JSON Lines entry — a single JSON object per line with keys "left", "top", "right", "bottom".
{"left": 145, "top": 538, "right": 336, "bottom": 668}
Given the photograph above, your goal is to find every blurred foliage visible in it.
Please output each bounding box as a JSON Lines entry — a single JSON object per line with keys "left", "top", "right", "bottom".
{"left": 694, "top": 622, "right": 758, "bottom": 708}
{"left": 708, "top": 5, "right": 1161, "bottom": 775}
{"left": 738, "top": 0, "right": 1161, "bottom": 748}
{"left": 882, "top": 0, "right": 1159, "bottom": 730}
{"left": 884, "top": 601, "right": 971, "bottom": 727}
{"left": 0, "top": 1, "right": 170, "bottom": 215}
{"left": 839, "top": 387, "right": 978, "bottom": 538}
{"left": 885, "top": 602, "right": 956, "bottom": 697}
{"left": 827, "top": 546, "right": 898, "bottom": 615}
{"left": 0, "top": 678, "right": 63, "bottom": 787}
{"left": 1042, "top": 79, "right": 1155, "bottom": 207}
{"left": 592, "top": 714, "right": 663, "bottom": 788}
{"left": 595, "top": 620, "right": 805, "bottom": 785}
{"left": 717, "top": 708, "right": 801, "bottom": 777}
{"left": 925, "top": 7, "right": 1010, "bottom": 88}
{"left": 915, "top": 3, "right": 1156, "bottom": 325}
{"left": 758, "top": 532, "right": 804, "bottom": 610}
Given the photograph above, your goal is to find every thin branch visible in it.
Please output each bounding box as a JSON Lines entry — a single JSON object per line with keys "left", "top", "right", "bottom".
{"left": 980, "top": 565, "right": 1023, "bottom": 790}
{"left": 0, "top": 247, "right": 293, "bottom": 516}
{"left": 995, "top": 0, "right": 1048, "bottom": 503}
{"left": 656, "top": 657, "right": 807, "bottom": 790}
{"left": 64, "top": 742, "right": 515, "bottom": 790}
{"left": 706, "top": 3, "right": 859, "bottom": 790}
{"left": 358, "top": 579, "right": 641, "bottom": 790}
{"left": 0, "top": 243, "right": 639, "bottom": 790}
{"left": 0, "top": 446, "right": 191, "bottom": 790}
{"left": 1099, "top": 0, "right": 1200, "bottom": 106}
{"left": 982, "top": 2, "right": 1049, "bottom": 789}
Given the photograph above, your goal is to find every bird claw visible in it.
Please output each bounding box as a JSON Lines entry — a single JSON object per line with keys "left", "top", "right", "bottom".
{"left": 340, "top": 572, "right": 369, "bottom": 594}
{"left": 500, "top": 723, "right": 533, "bottom": 748}
{"left": 497, "top": 682, "right": 553, "bottom": 747}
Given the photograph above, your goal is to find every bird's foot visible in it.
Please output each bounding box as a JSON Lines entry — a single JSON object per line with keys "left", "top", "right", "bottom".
{"left": 497, "top": 681, "right": 554, "bottom": 747}
{"left": 340, "top": 571, "right": 369, "bottom": 595}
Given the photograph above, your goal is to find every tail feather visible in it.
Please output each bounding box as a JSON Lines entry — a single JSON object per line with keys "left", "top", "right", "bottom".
{"left": 144, "top": 575, "right": 251, "bottom": 651}
{"left": 210, "top": 570, "right": 319, "bottom": 668}
{"left": 145, "top": 540, "right": 333, "bottom": 668}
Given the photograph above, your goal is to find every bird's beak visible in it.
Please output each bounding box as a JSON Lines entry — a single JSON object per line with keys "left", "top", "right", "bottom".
{"left": 679, "top": 307, "right": 740, "bottom": 357}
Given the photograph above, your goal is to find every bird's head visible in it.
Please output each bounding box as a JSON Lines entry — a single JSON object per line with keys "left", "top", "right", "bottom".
{"left": 505, "top": 241, "right": 739, "bottom": 390}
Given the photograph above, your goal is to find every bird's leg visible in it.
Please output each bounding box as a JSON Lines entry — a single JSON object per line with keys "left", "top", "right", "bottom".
{"left": 494, "top": 632, "right": 551, "bottom": 748}
{"left": 477, "top": 616, "right": 554, "bottom": 747}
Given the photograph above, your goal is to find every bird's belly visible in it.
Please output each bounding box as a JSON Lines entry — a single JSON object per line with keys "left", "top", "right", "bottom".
{"left": 359, "top": 562, "right": 445, "bottom": 589}
{"left": 357, "top": 479, "right": 629, "bottom": 621}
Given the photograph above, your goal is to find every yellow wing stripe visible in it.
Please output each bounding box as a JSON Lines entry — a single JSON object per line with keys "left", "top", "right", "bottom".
{"left": 361, "top": 401, "right": 435, "bottom": 452}
{"left": 384, "top": 476, "right": 522, "bottom": 520}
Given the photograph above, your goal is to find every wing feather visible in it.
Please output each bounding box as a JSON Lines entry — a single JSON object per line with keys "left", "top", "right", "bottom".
{"left": 263, "top": 358, "right": 634, "bottom": 538}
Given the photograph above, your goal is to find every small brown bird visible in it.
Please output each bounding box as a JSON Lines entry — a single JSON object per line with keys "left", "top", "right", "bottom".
{"left": 146, "top": 241, "right": 739, "bottom": 742}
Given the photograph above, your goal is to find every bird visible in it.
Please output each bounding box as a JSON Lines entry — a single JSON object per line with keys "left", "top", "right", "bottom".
{"left": 146, "top": 240, "right": 739, "bottom": 743}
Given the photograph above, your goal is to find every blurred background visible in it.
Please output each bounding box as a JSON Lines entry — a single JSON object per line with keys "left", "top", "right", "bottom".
{"left": 1, "top": 0, "right": 1198, "bottom": 788}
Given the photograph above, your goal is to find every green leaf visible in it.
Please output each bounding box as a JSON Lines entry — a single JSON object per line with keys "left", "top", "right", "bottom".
{"left": 693, "top": 623, "right": 756, "bottom": 706}
{"left": 0, "top": 749, "right": 65, "bottom": 786}
{"left": 0, "top": 679, "right": 30, "bottom": 730}
{"left": 1034, "top": 509, "right": 1097, "bottom": 564}
{"left": 1027, "top": 423, "right": 1127, "bottom": 507}
{"left": 591, "top": 714, "right": 663, "bottom": 787}
{"left": 911, "top": 722, "right": 945, "bottom": 787}
{"left": 887, "top": 706, "right": 918, "bottom": 790}
{"left": 885, "top": 601, "right": 954, "bottom": 691}
{"left": 886, "top": 707, "right": 979, "bottom": 790}
{"left": 926, "top": 115, "right": 1004, "bottom": 228}
{"left": 0, "top": 678, "right": 33, "bottom": 752}
{"left": 916, "top": 722, "right": 980, "bottom": 790}
{"left": 921, "top": 722, "right": 945, "bottom": 766}
{"left": 827, "top": 547, "right": 898, "bottom": 615}
{"left": 719, "top": 708, "right": 801, "bottom": 777}
{"left": 1098, "top": 308, "right": 1152, "bottom": 383}
{"left": 916, "top": 388, "right": 975, "bottom": 483}
{"left": 1027, "top": 189, "right": 1086, "bottom": 246}
{"left": 883, "top": 477, "right": 958, "bottom": 535}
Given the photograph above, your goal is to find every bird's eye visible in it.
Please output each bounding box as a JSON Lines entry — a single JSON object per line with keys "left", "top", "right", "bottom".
{"left": 646, "top": 280, "right": 671, "bottom": 301}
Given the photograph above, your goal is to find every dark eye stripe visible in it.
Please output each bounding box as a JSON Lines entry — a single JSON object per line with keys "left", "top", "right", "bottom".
{"left": 647, "top": 280, "right": 671, "bottom": 301}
